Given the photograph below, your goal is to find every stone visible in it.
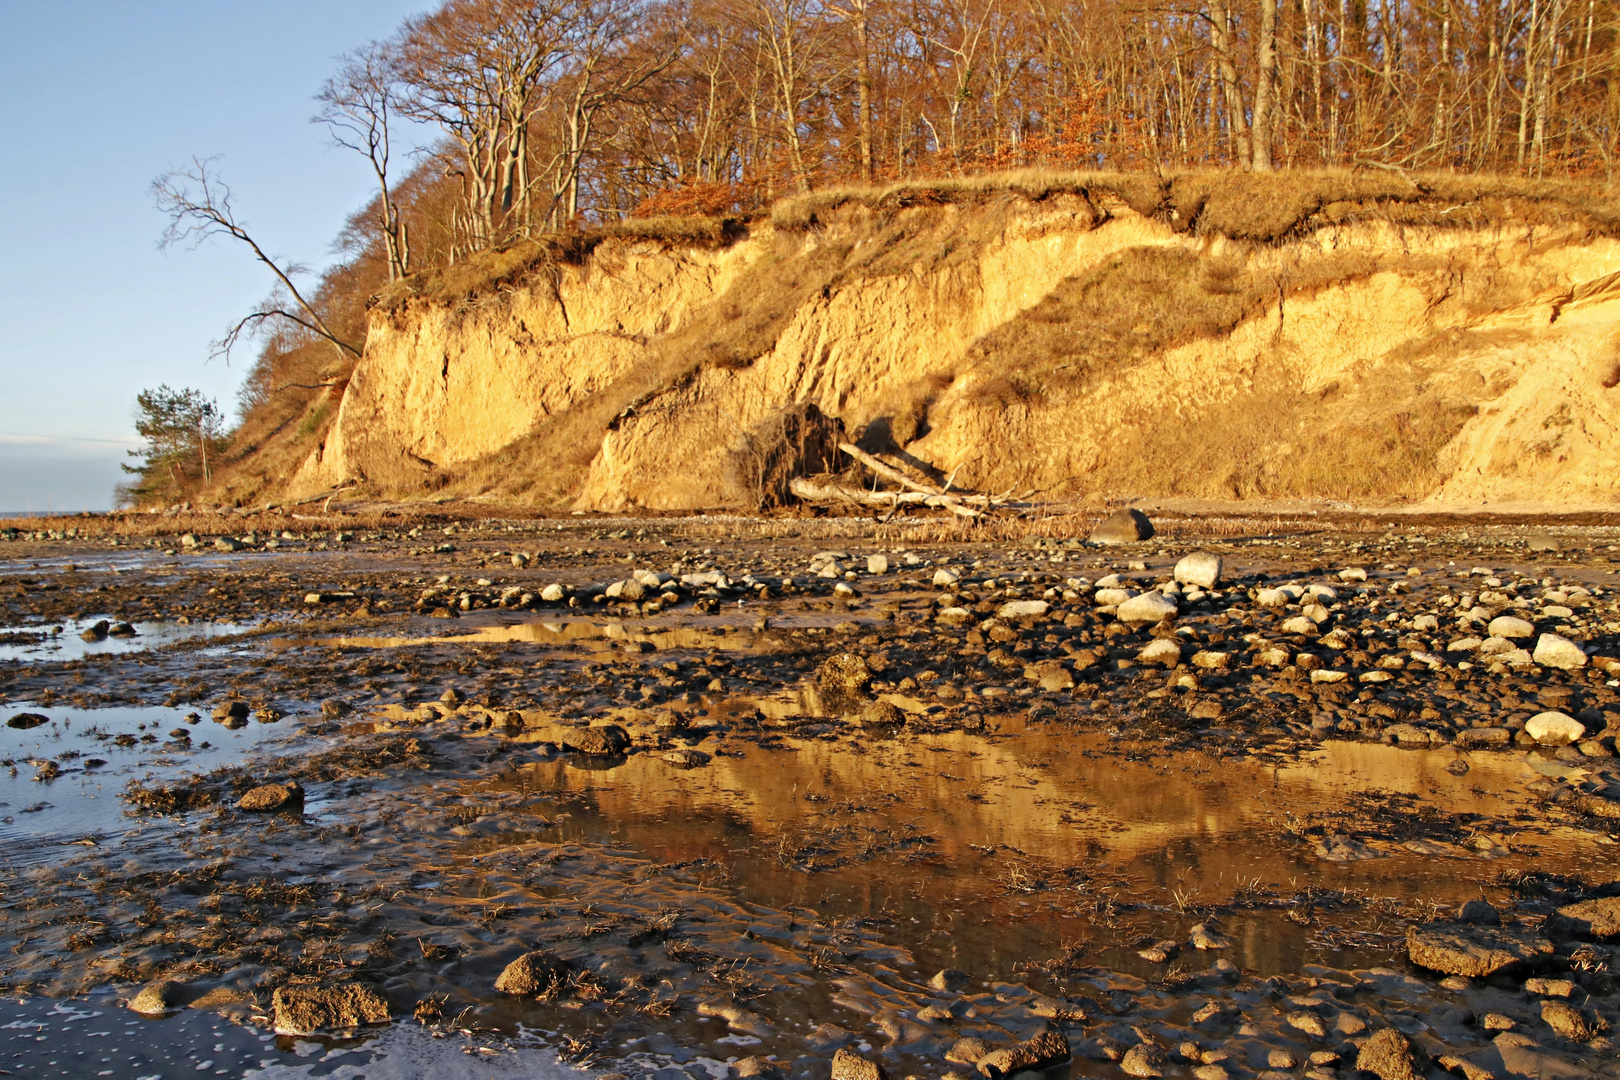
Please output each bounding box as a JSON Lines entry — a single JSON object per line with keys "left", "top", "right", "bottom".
{"left": 830, "top": 1048, "right": 887, "bottom": 1080}
{"left": 1546, "top": 896, "right": 1620, "bottom": 939}
{"left": 494, "top": 950, "right": 568, "bottom": 995}
{"left": 563, "top": 724, "right": 630, "bottom": 756}
{"left": 1287, "top": 1012, "right": 1327, "bottom": 1038}
{"left": 1540, "top": 1000, "right": 1607, "bottom": 1042}
{"left": 541, "top": 583, "right": 567, "bottom": 602}
{"left": 211, "top": 701, "right": 249, "bottom": 722}
{"left": 947, "top": 1037, "right": 995, "bottom": 1063}
{"left": 179, "top": 533, "right": 200, "bottom": 548}
{"left": 214, "top": 536, "right": 244, "bottom": 552}
{"left": 858, "top": 700, "right": 906, "bottom": 726}
{"left": 1406, "top": 923, "right": 1553, "bottom": 977}
{"left": 1458, "top": 900, "right": 1501, "bottom": 925}
{"left": 1256, "top": 588, "right": 1291, "bottom": 607}
{"left": 929, "top": 968, "right": 971, "bottom": 992}
{"left": 1455, "top": 727, "right": 1511, "bottom": 749}
{"left": 1175, "top": 552, "right": 1223, "bottom": 588}
{"left": 1089, "top": 508, "right": 1155, "bottom": 544}
{"left": 1534, "top": 633, "right": 1587, "bottom": 670}
{"left": 1139, "top": 639, "right": 1182, "bottom": 667}
{"left": 997, "top": 599, "right": 1049, "bottom": 620}
{"left": 129, "top": 979, "right": 183, "bottom": 1015}
{"left": 237, "top": 782, "right": 303, "bottom": 812}
{"left": 936, "top": 607, "right": 972, "bottom": 626}
{"left": 1339, "top": 567, "right": 1368, "bottom": 582}
{"left": 1118, "top": 1042, "right": 1166, "bottom": 1078}
{"left": 978, "top": 1031, "right": 1071, "bottom": 1078}
{"left": 6, "top": 712, "right": 49, "bottom": 730}
{"left": 1524, "top": 978, "right": 1576, "bottom": 997}
{"left": 663, "top": 748, "right": 711, "bottom": 767}
{"left": 1116, "top": 592, "right": 1177, "bottom": 625}
{"left": 1488, "top": 616, "right": 1535, "bottom": 640}
{"left": 270, "top": 982, "right": 390, "bottom": 1035}
{"left": 80, "top": 620, "right": 109, "bottom": 641}
{"left": 1191, "top": 650, "right": 1230, "bottom": 670}
{"left": 818, "top": 653, "right": 872, "bottom": 699}
{"left": 1525, "top": 711, "right": 1586, "bottom": 746}
{"left": 1357, "top": 1028, "right": 1420, "bottom": 1080}
{"left": 933, "top": 568, "right": 961, "bottom": 587}
{"left": 1528, "top": 534, "right": 1563, "bottom": 552}
{"left": 1190, "top": 923, "right": 1232, "bottom": 950}
{"left": 1094, "top": 587, "right": 1134, "bottom": 607}
{"left": 866, "top": 555, "right": 889, "bottom": 575}
{"left": 1281, "top": 616, "right": 1317, "bottom": 635}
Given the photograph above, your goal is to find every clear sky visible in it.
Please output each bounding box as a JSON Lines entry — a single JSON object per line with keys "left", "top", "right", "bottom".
{"left": 0, "top": 0, "right": 435, "bottom": 512}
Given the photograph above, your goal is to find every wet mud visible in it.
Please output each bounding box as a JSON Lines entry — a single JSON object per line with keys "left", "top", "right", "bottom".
{"left": 1, "top": 513, "right": 1619, "bottom": 1079}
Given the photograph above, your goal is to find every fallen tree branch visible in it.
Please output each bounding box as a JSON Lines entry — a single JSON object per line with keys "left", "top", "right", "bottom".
{"left": 837, "top": 442, "right": 942, "bottom": 495}
{"left": 784, "top": 476, "right": 1037, "bottom": 518}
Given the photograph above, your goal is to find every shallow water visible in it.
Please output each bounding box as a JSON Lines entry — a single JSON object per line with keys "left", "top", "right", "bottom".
{"left": 0, "top": 619, "right": 257, "bottom": 664}
{"left": 0, "top": 703, "right": 297, "bottom": 864}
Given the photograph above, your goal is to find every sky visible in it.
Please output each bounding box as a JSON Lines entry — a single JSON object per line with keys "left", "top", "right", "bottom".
{"left": 0, "top": 0, "right": 437, "bottom": 512}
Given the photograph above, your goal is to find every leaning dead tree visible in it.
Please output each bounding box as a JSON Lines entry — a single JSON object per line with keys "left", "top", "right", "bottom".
{"left": 789, "top": 441, "right": 1027, "bottom": 519}
{"left": 153, "top": 157, "right": 363, "bottom": 360}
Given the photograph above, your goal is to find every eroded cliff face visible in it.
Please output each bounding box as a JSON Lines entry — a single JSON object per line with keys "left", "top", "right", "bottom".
{"left": 290, "top": 196, "right": 1620, "bottom": 509}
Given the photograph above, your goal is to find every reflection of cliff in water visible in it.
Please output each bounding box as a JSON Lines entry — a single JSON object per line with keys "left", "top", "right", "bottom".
{"left": 485, "top": 723, "right": 1584, "bottom": 980}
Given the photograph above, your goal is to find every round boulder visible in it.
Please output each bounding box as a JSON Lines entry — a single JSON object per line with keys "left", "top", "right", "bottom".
{"left": 1534, "top": 633, "right": 1587, "bottom": 670}
{"left": 1088, "top": 509, "right": 1155, "bottom": 545}
{"left": 1174, "top": 552, "right": 1223, "bottom": 589}
{"left": 1525, "top": 711, "right": 1587, "bottom": 746}
{"left": 1488, "top": 615, "right": 1535, "bottom": 640}
{"left": 1116, "top": 592, "right": 1177, "bottom": 626}
{"left": 818, "top": 653, "right": 872, "bottom": 699}
{"left": 563, "top": 724, "right": 630, "bottom": 756}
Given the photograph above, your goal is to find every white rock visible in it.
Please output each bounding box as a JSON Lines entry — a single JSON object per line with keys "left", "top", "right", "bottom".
{"left": 1358, "top": 671, "right": 1393, "bottom": 683}
{"left": 1447, "top": 637, "right": 1483, "bottom": 653}
{"left": 1094, "top": 588, "right": 1134, "bottom": 607}
{"left": 1488, "top": 615, "right": 1535, "bottom": 639}
{"left": 1411, "top": 614, "right": 1440, "bottom": 631}
{"left": 1116, "top": 592, "right": 1178, "bottom": 625}
{"left": 540, "top": 583, "right": 567, "bottom": 602}
{"left": 932, "top": 568, "right": 960, "bottom": 588}
{"left": 866, "top": 555, "right": 890, "bottom": 575}
{"left": 1310, "top": 670, "right": 1350, "bottom": 683}
{"left": 1139, "top": 639, "right": 1182, "bottom": 667}
{"left": 1301, "top": 603, "right": 1332, "bottom": 624}
{"left": 1533, "top": 633, "right": 1587, "bottom": 670}
{"left": 1255, "top": 645, "right": 1292, "bottom": 667}
{"left": 1174, "top": 552, "right": 1223, "bottom": 589}
{"left": 1525, "top": 710, "right": 1587, "bottom": 746}
{"left": 682, "top": 571, "right": 730, "bottom": 588}
{"left": 1307, "top": 584, "right": 1338, "bottom": 600}
{"left": 935, "top": 607, "right": 972, "bottom": 626}
{"left": 1339, "top": 567, "right": 1368, "bottom": 582}
{"left": 1095, "top": 573, "right": 1125, "bottom": 588}
{"left": 1256, "top": 588, "right": 1290, "bottom": 608}
{"left": 998, "top": 600, "right": 1050, "bottom": 619}
{"left": 1280, "top": 616, "right": 1316, "bottom": 635}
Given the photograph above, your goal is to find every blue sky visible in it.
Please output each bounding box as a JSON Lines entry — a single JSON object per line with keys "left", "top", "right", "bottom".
{"left": 0, "top": 0, "right": 434, "bottom": 511}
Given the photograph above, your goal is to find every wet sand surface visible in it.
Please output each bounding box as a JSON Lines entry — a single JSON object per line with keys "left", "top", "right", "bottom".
{"left": 1, "top": 512, "right": 1619, "bottom": 1079}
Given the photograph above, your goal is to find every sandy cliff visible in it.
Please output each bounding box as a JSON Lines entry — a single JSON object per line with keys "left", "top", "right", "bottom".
{"left": 285, "top": 175, "right": 1620, "bottom": 510}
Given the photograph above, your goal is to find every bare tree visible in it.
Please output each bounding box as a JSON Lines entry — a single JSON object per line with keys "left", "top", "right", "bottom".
{"left": 153, "top": 157, "right": 363, "bottom": 359}
{"left": 317, "top": 43, "right": 412, "bottom": 280}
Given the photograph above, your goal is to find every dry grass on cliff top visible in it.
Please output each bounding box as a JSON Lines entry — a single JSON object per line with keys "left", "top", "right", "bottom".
{"left": 372, "top": 216, "right": 740, "bottom": 313}
{"left": 772, "top": 167, "right": 1620, "bottom": 241}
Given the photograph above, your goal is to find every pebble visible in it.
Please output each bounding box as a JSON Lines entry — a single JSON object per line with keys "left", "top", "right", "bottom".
{"left": 1116, "top": 592, "right": 1177, "bottom": 625}
{"left": 237, "top": 781, "right": 303, "bottom": 811}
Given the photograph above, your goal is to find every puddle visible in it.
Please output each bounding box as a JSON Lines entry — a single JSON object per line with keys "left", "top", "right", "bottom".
{"left": 483, "top": 728, "right": 1590, "bottom": 979}
{"left": 315, "top": 617, "right": 783, "bottom": 654}
{"left": 0, "top": 619, "right": 256, "bottom": 663}
{"left": 0, "top": 703, "right": 297, "bottom": 862}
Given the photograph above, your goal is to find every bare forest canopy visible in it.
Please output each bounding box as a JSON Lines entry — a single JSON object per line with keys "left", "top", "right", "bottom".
{"left": 137, "top": 0, "right": 1620, "bottom": 510}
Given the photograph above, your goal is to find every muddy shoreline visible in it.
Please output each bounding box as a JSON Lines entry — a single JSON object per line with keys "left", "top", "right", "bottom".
{"left": 1, "top": 511, "right": 1618, "bottom": 1079}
